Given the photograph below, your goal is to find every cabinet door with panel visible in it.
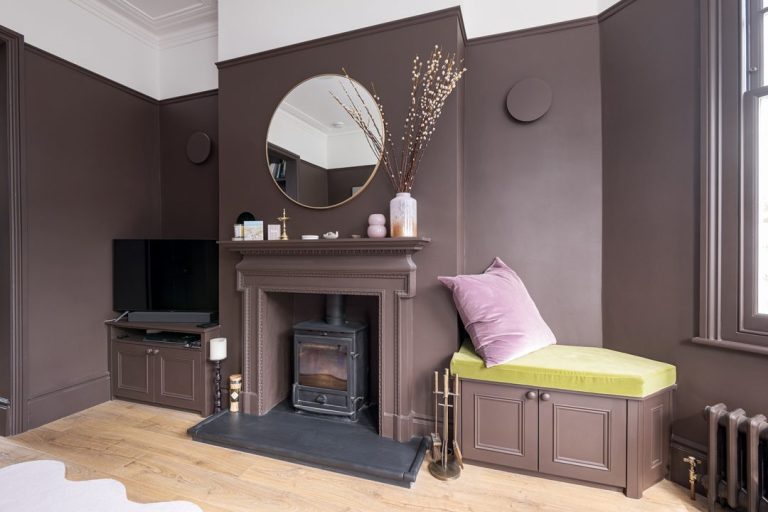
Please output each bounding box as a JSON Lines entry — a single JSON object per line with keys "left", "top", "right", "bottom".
{"left": 538, "top": 390, "right": 627, "bottom": 487}
{"left": 111, "top": 341, "right": 153, "bottom": 402}
{"left": 154, "top": 346, "right": 202, "bottom": 411}
{"left": 461, "top": 381, "right": 539, "bottom": 471}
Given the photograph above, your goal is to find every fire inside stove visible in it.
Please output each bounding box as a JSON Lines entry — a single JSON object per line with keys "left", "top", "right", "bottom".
{"left": 292, "top": 295, "right": 368, "bottom": 421}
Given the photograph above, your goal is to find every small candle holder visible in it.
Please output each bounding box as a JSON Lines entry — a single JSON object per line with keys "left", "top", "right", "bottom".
{"left": 277, "top": 208, "right": 290, "bottom": 240}
{"left": 209, "top": 338, "right": 227, "bottom": 414}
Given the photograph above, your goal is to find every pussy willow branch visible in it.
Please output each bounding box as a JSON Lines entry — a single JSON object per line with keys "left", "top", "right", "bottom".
{"left": 331, "top": 46, "right": 466, "bottom": 193}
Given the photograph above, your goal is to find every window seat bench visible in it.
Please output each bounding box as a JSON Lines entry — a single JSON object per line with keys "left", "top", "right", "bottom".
{"left": 450, "top": 342, "right": 677, "bottom": 498}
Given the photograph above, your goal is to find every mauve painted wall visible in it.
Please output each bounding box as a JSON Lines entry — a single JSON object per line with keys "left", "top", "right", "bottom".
{"left": 160, "top": 92, "right": 219, "bottom": 239}
{"left": 601, "top": 0, "right": 767, "bottom": 432}
{"left": 23, "top": 48, "right": 161, "bottom": 428}
{"left": 217, "top": 14, "right": 464, "bottom": 425}
{"left": 464, "top": 23, "right": 604, "bottom": 347}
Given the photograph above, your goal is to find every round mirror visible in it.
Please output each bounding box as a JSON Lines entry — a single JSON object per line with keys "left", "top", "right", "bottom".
{"left": 266, "top": 74, "right": 384, "bottom": 209}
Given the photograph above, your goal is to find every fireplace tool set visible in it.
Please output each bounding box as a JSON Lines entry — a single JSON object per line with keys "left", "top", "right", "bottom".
{"left": 429, "top": 368, "right": 463, "bottom": 480}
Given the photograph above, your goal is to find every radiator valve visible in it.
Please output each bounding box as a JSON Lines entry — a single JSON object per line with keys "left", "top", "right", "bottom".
{"left": 683, "top": 456, "right": 701, "bottom": 500}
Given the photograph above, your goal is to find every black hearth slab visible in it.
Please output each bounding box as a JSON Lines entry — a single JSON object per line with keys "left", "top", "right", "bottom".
{"left": 187, "top": 409, "right": 428, "bottom": 487}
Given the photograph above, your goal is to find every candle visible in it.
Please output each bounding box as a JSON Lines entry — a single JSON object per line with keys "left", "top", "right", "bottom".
{"left": 209, "top": 337, "right": 227, "bottom": 361}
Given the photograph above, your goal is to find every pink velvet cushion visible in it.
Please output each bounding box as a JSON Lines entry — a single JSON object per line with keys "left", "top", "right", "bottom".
{"left": 438, "top": 258, "right": 556, "bottom": 367}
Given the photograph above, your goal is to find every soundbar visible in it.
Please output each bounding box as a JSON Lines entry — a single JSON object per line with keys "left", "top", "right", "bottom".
{"left": 126, "top": 311, "right": 218, "bottom": 324}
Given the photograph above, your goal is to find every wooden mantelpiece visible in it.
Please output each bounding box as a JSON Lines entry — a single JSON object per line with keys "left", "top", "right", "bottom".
{"left": 222, "top": 237, "right": 430, "bottom": 443}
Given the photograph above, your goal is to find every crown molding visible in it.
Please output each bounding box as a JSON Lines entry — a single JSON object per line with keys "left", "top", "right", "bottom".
{"left": 69, "top": 0, "right": 218, "bottom": 50}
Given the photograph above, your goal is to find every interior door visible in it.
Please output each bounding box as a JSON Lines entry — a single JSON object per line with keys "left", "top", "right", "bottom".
{"left": 0, "top": 39, "right": 11, "bottom": 436}
{"left": 461, "top": 380, "right": 539, "bottom": 471}
{"left": 538, "top": 390, "right": 627, "bottom": 487}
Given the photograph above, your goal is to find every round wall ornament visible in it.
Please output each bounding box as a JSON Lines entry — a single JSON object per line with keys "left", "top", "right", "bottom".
{"left": 506, "top": 78, "right": 553, "bottom": 122}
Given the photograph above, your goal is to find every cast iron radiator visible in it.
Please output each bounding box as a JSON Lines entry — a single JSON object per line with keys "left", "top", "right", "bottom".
{"left": 705, "top": 404, "right": 768, "bottom": 511}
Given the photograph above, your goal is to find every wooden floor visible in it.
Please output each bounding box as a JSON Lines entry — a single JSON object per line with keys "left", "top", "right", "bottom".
{"left": 0, "top": 400, "right": 706, "bottom": 512}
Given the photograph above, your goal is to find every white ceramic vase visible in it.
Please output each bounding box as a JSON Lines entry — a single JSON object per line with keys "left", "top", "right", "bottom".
{"left": 389, "top": 192, "right": 417, "bottom": 237}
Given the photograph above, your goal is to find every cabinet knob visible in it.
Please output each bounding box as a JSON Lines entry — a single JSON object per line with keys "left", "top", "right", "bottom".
{"left": 525, "top": 390, "right": 537, "bottom": 400}
{"left": 145, "top": 348, "right": 152, "bottom": 355}
{"left": 540, "top": 392, "right": 551, "bottom": 402}
{"left": 152, "top": 348, "right": 160, "bottom": 355}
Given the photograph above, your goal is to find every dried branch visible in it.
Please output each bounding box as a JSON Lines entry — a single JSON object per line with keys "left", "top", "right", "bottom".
{"left": 331, "top": 46, "right": 466, "bottom": 193}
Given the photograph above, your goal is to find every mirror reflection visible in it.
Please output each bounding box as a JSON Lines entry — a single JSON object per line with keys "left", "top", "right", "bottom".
{"left": 266, "top": 74, "right": 383, "bottom": 209}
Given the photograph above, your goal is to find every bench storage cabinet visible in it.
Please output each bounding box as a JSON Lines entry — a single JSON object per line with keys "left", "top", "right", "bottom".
{"left": 452, "top": 343, "right": 676, "bottom": 498}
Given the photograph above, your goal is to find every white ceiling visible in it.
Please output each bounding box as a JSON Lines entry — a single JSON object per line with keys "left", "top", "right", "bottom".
{"left": 70, "top": 0, "right": 217, "bottom": 49}
{"left": 281, "top": 75, "right": 381, "bottom": 136}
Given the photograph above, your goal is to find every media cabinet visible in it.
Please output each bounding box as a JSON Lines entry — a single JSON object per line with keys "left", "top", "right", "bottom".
{"left": 106, "top": 320, "right": 220, "bottom": 416}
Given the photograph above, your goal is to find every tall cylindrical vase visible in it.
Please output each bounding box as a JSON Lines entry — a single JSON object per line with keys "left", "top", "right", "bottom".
{"left": 390, "top": 192, "right": 417, "bottom": 237}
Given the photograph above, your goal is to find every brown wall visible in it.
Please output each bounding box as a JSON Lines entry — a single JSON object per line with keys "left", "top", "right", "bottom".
{"left": 465, "top": 22, "right": 604, "bottom": 346}
{"left": 159, "top": 91, "right": 219, "bottom": 239}
{"left": 22, "top": 48, "right": 162, "bottom": 428}
{"left": 601, "top": 0, "right": 767, "bottom": 436}
{"left": 217, "top": 12, "right": 465, "bottom": 425}
{"left": 327, "top": 165, "right": 374, "bottom": 205}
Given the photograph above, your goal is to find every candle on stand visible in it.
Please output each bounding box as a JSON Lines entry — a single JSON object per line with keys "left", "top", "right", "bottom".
{"left": 209, "top": 337, "right": 227, "bottom": 361}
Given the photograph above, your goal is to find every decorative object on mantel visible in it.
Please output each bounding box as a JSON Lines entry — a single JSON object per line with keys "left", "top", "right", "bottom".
{"left": 0, "top": 460, "right": 202, "bottom": 511}
{"left": 267, "top": 224, "right": 281, "bottom": 240}
{"left": 209, "top": 337, "right": 227, "bottom": 413}
{"left": 350, "top": 234, "right": 361, "bottom": 238}
{"left": 429, "top": 368, "right": 463, "bottom": 481}
{"left": 333, "top": 46, "right": 466, "bottom": 237}
{"left": 243, "top": 220, "right": 263, "bottom": 241}
{"left": 323, "top": 231, "right": 339, "bottom": 239}
{"left": 229, "top": 374, "right": 242, "bottom": 413}
{"left": 233, "top": 211, "right": 256, "bottom": 241}
{"left": 277, "top": 208, "right": 290, "bottom": 240}
{"left": 301, "top": 235, "right": 319, "bottom": 240}
{"left": 506, "top": 77, "right": 552, "bottom": 123}
{"left": 367, "top": 213, "right": 387, "bottom": 238}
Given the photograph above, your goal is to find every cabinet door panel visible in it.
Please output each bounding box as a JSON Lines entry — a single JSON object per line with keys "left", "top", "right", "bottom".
{"left": 112, "top": 342, "right": 152, "bottom": 402}
{"left": 155, "top": 347, "right": 202, "bottom": 411}
{"left": 461, "top": 381, "right": 538, "bottom": 471}
{"left": 539, "top": 391, "right": 627, "bottom": 487}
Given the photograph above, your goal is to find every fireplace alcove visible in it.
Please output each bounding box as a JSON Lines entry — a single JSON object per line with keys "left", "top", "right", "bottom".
{"left": 225, "top": 237, "right": 430, "bottom": 442}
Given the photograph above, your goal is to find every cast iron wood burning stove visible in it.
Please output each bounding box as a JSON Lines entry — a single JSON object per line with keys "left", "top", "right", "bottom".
{"left": 292, "top": 295, "right": 368, "bottom": 421}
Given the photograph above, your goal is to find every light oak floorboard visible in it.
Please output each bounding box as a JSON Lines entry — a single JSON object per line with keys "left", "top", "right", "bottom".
{"left": 1, "top": 400, "right": 707, "bottom": 512}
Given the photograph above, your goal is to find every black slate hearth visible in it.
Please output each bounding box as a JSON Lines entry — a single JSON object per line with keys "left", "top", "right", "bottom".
{"left": 188, "top": 402, "right": 428, "bottom": 487}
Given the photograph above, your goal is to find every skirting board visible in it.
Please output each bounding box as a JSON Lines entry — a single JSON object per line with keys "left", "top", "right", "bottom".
{"left": 25, "top": 373, "right": 111, "bottom": 430}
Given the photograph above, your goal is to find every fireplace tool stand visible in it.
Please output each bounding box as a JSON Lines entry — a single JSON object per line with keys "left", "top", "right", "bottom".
{"left": 428, "top": 368, "right": 463, "bottom": 480}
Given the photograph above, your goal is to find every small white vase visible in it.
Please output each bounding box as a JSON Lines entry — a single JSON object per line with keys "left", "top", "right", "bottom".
{"left": 389, "top": 192, "right": 417, "bottom": 237}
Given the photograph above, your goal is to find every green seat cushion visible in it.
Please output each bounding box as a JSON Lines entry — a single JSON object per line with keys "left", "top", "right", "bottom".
{"left": 450, "top": 342, "right": 676, "bottom": 398}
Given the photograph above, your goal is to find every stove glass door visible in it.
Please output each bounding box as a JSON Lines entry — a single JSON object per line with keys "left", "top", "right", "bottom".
{"left": 297, "top": 341, "right": 348, "bottom": 391}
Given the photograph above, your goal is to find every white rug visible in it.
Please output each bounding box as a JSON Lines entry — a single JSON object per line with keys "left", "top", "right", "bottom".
{"left": 0, "top": 460, "right": 202, "bottom": 512}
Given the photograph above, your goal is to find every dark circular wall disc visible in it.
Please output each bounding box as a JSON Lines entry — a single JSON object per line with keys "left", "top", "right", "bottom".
{"left": 186, "top": 131, "right": 212, "bottom": 164}
{"left": 506, "top": 78, "right": 553, "bottom": 122}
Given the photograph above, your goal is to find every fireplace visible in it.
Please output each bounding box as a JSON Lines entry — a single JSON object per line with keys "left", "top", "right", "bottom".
{"left": 292, "top": 295, "right": 369, "bottom": 420}
{"left": 220, "top": 237, "right": 429, "bottom": 442}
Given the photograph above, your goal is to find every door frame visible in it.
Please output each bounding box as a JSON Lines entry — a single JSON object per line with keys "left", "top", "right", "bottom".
{"left": 0, "top": 24, "right": 25, "bottom": 436}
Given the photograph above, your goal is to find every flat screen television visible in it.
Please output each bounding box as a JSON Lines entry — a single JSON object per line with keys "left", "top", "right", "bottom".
{"left": 113, "top": 239, "right": 218, "bottom": 314}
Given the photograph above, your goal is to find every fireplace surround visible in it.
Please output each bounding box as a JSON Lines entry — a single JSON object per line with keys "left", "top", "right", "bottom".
{"left": 221, "top": 238, "right": 430, "bottom": 442}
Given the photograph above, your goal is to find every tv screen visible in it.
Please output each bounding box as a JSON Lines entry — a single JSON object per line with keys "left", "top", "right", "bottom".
{"left": 113, "top": 239, "right": 218, "bottom": 313}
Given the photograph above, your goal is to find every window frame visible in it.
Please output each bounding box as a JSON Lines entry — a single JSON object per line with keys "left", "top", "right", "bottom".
{"left": 695, "top": 0, "right": 768, "bottom": 355}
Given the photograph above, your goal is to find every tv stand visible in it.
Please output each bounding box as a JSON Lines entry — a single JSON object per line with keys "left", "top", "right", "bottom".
{"left": 106, "top": 320, "right": 221, "bottom": 416}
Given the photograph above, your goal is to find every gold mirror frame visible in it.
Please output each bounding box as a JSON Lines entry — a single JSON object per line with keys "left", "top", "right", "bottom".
{"left": 265, "top": 74, "right": 384, "bottom": 210}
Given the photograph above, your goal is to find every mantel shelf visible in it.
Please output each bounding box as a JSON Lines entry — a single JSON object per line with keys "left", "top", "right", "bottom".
{"left": 219, "top": 237, "right": 431, "bottom": 255}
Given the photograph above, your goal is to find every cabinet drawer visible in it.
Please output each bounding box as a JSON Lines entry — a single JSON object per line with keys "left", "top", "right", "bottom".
{"left": 461, "top": 380, "right": 538, "bottom": 472}
{"left": 538, "top": 390, "right": 627, "bottom": 487}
